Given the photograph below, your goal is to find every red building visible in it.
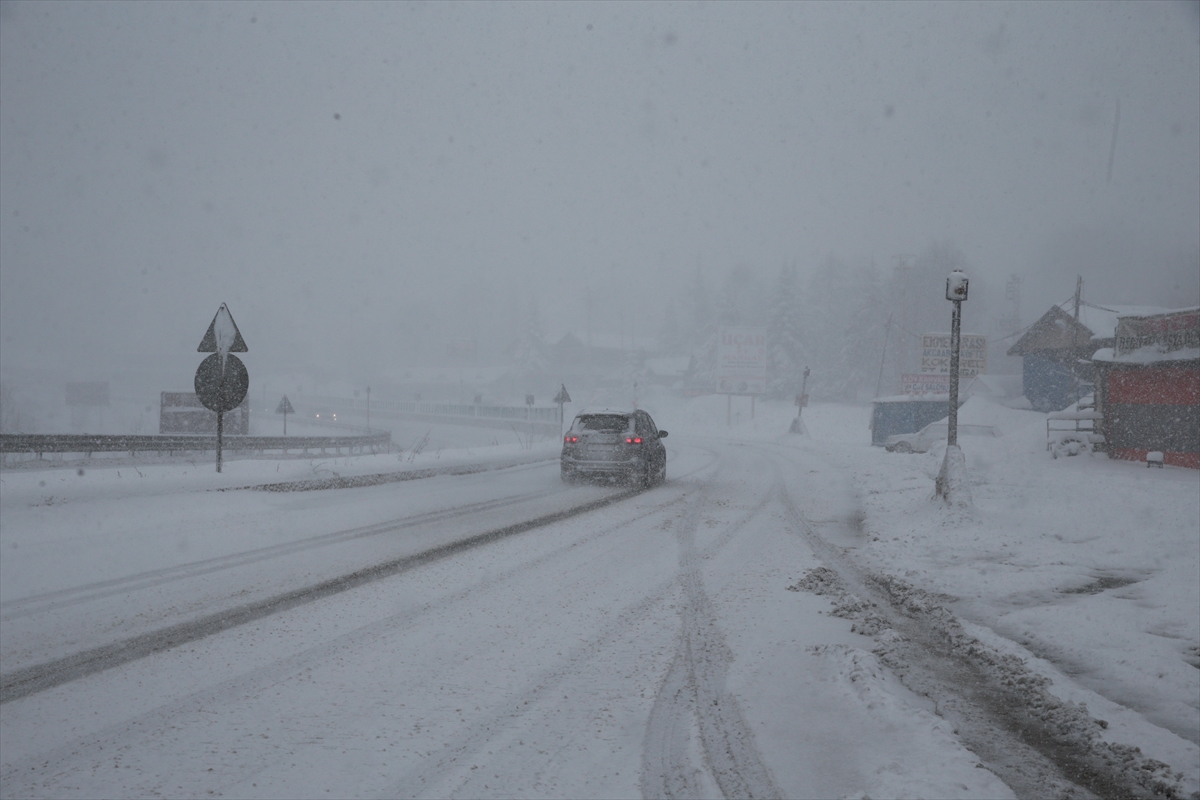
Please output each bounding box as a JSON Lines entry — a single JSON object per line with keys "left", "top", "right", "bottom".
{"left": 1092, "top": 308, "right": 1200, "bottom": 469}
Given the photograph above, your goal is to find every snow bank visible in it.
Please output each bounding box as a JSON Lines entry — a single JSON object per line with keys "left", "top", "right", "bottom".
{"left": 793, "top": 395, "right": 1200, "bottom": 795}
{"left": 935, "top": 444, "right": 973, "bottom": 512}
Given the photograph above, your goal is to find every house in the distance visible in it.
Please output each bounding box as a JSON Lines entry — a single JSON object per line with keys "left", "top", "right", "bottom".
{"left": 1092, "top": 307, "right": 1200, "bottom": 469}
{"left": 1007, "top": 301, "right": 1168, "bottom": 411}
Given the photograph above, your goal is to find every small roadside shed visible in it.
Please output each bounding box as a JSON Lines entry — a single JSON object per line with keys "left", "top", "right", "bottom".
{"left": 870, "top": 395, "right": 957, "bottom": 446}
{"left": 1092, "top": 307, "right": 1200, "bottom": 469}
{"left": 1007, "top": 302, "right": 1167, "bottom": 412}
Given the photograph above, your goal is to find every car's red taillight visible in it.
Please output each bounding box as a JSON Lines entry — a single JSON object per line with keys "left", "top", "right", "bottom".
{"left": 625, "top": 437, "right": 643, "bottom": 444}
{"left": 564, "top": 435, "right": 579, "bottom": 443}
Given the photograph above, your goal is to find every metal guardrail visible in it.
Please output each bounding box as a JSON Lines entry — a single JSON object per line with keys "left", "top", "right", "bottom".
{"left": 0, "top": 431, "right": 392, "bottom": 458}
{"left": 304, "top": 395, "right": 563, "bottom": 424}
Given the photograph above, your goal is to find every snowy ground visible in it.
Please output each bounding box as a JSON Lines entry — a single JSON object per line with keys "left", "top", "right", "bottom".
{"left": 669, "top": 394, "right": 1199, "bottom": 795}
{"left": 1, "top": 394, "right": 1196, "bottom": 798}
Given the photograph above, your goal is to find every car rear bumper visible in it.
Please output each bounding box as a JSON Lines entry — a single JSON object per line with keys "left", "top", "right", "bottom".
{"left": 562, "top": 456, "right": 642, "bottom": 474}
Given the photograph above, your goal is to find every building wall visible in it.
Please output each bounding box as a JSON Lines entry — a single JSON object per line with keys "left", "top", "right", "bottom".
{"left": 1023, "top": 355, "right": 1076, "bottom": 412}
{"left": 1099, "top": 363, "right": 1200, "bottom": 468}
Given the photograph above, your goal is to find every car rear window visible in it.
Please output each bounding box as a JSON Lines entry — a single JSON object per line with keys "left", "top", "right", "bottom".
{"left": 574, "top": 414, "right": 631, "bottom": 432}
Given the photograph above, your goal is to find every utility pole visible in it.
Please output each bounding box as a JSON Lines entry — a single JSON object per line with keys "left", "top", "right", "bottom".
{"left": 892, "top": 254, "right": 915, "bottom": 385}
{"left": 1072, "top": 275, "right": 1083, "bottom": 406}
{"left": 875, "top": 314, "right": 893, "bottom": 398}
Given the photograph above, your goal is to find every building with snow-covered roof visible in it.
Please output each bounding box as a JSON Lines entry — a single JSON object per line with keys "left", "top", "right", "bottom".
{"left": 1007, "top": 301, "right": 1169, "bottom": 411}
{"left": 1092, "top": 307, "right": 1200, "bottom": 469}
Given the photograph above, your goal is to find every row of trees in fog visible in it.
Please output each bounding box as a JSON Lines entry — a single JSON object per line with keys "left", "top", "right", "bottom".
{"left": 659, "top": 240, "right": 991, "bottom": 401}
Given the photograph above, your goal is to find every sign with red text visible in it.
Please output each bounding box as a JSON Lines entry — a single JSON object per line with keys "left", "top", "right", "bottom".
{"left": 902, "top": 373, "right": 951, "bottom": 395}
{"left": 1115, "top": 309, "right": 1199, "bottom": 356}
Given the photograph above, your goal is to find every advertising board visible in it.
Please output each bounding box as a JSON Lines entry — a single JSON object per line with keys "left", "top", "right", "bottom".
{"left": 902, "top": 373, "right": 951, "bottom": 395}
{"left": 920, "top": 333, "right": 987, "bottom": 377}
{"left": 716, "top": 326, "right": 767, "bottom": 394}
{"left": 1115, "top": 309, "right": 1200, "bottom": 356}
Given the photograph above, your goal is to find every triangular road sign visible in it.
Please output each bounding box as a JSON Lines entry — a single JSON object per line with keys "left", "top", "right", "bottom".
{"left": 275, "top": 395, "right": 295, "bottom": 415}
{"left": 198, "top": 303, "right": 248, "bottom": 353}
{"left": 554, "top": 384, "right": 571, "bottom": 404}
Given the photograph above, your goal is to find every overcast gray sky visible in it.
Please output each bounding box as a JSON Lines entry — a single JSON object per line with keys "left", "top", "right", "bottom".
{"left": 2, "top": 0, "right": 1197, "bottom": 384}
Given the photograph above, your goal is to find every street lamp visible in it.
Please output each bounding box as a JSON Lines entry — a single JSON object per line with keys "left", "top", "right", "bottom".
{"left": 945, "top": 270, "right": 969, "bottom": 446}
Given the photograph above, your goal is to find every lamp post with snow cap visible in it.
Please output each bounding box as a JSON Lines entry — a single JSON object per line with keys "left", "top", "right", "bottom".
{"left": 945, "top": 270, "right": 968, "bottom": 446}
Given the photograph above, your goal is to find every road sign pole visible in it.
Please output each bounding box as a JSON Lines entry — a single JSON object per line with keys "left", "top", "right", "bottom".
{"left": 553, "top": 384, "right": 571, "bottom": 439}
{"left": 195, "top": 304, "right": 250, "bottom": 474}
{"left": 275, "top": 395, "right": 294, "bottom": 438}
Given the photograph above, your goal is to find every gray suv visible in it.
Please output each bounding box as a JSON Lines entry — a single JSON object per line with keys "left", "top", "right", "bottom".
{"left": 561, "top": 409, "right": 668, "bottom": 487}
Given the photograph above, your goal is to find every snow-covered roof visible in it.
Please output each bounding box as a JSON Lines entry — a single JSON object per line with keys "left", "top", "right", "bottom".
{"left": 1092, "top": 346, "right": 1200, "bottom": 364}
{"left": 971, "top": 373, "right": 1023, "bottom": 398}
{"left": 872, "top": 394, "right": 952, "bottom": 404}
{"left": 1062, "top": 302, "right": 1170, "bottom": 342}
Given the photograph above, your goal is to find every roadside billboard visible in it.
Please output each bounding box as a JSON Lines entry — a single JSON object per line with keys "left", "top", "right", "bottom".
{"left": 902, "top": 373, "right": 951, "bottom": 395}
{"left": 716, "top": 326, "right": 767, "bottom": 395}
{"left": 1115, "top": 309, "right": 1199, "bottom": 356}
{"left": 920, "top": 333, "right": 987, "bottom": 377}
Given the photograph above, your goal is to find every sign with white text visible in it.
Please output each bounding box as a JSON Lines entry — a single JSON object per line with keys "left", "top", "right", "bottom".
{"left": 716, "top": 326, "right": 767, "bottom": 394}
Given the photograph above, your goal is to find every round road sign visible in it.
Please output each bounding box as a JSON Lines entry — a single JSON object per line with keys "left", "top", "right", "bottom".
{"left": 194, "top": 353, "right": 249, "bottom": 413}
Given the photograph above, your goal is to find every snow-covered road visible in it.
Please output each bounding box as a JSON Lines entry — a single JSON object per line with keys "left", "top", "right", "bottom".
{"left": 1, "top": 407, "right": 1195, "bottom": 798}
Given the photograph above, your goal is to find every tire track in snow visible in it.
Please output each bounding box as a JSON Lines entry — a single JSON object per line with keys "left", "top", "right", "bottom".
{"left": 2, "top": 489, "right": 564, "bottom": 621}
{"left": 381, "top": 455, "right": 729, "bottom": 797}
{"left": 0, "top": 489, "right": 637, "bottom": 704}
{"left": 4, "top": 448, "right": 711, "bottom": 623}
{"left": 1, "top": 446, "right": 725, "bottom": 706}
{"left": 1, "top": 472, "right": 714, "bottom": 798}
{"left": 641, "top": 454, "right": 782, "bottom": 800}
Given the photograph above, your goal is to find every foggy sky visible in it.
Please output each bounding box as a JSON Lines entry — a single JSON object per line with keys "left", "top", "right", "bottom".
{"left": 2, "top": 0, "right": 1198, "bottom": 385}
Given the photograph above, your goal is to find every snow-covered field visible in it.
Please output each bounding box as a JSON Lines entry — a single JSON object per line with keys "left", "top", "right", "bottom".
{"left": 1, "top": 394, "right": 1196, "bottom": 798}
